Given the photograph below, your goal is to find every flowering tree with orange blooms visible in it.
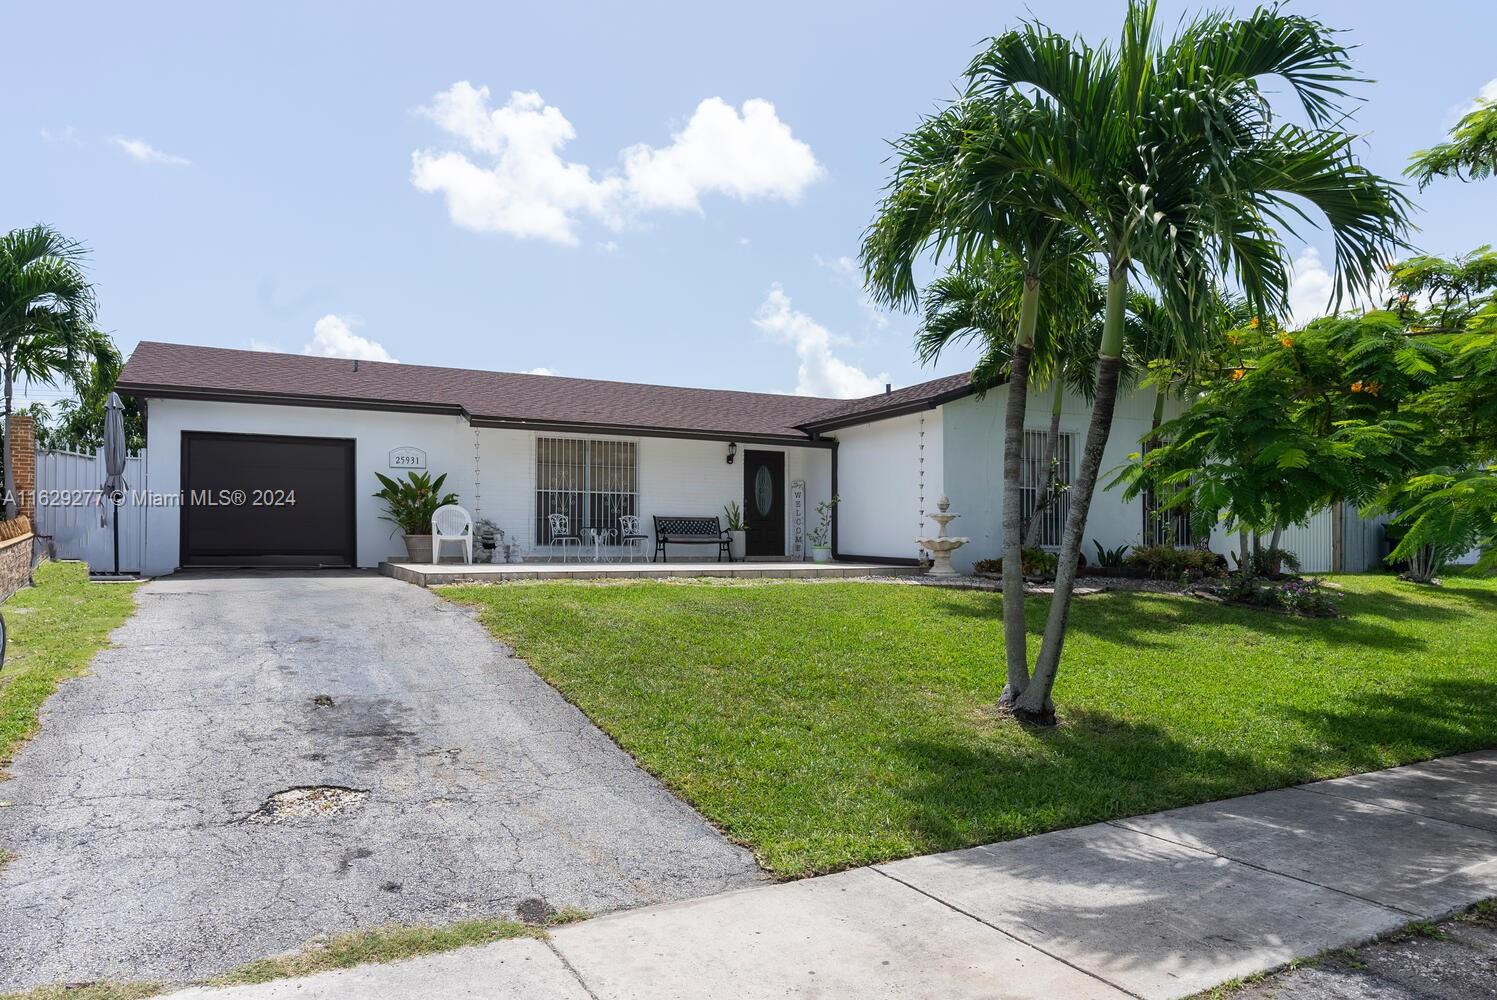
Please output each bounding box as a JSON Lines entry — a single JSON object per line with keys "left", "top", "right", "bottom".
{"left": 1114, "top": 310, "right": 1444, "bottom": 569}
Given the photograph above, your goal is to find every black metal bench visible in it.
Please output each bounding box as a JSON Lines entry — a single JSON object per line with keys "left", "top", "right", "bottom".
{"left": 653, "top": 515, "right": 731, "bottom": 562}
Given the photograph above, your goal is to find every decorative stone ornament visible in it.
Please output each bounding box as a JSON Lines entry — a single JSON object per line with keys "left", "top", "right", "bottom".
{"left": 917, "top": 496, "right": 970, "bottom": 577}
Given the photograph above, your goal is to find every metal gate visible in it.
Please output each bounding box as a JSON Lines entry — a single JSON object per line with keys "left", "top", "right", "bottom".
{"left": 35, "top": 449, "right": 148, "bottom": 572}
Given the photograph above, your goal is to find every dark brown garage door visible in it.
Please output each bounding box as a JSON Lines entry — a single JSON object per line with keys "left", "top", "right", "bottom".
{"left": 181, "top": 432, "right": 356, "bottom": 568}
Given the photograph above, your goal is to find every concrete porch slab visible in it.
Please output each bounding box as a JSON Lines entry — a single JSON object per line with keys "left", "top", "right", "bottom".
{"left": 1115, "top": 785, "right": 1497, "bottom": 916}
{"left": 549, "top": 867, "right": 1128, "bottom": 1000}
{"left": 875, "top": 822, "right": 1405, "bottom": 1000}
{"left": 1295, "top": 748, "right": 1497, "bottom": 834}
{"left": 380, "top": 559, "right": 919, "bottom": 586}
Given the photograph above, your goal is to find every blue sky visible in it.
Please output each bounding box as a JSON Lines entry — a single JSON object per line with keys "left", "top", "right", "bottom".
{"left": 5, "top": 1, "right": 1496, "bottom": 407}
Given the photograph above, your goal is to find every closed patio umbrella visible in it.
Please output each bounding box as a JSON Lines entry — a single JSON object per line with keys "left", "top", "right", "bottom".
{"left": 101, "top": 391, "right": 127, "bottom": 575}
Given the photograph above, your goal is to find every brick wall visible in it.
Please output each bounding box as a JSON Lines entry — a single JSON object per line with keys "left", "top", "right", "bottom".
{"left": 9, "top": 413, "right": 36, "bottom": 521}
{"left": 0, "top": 523, "right": 33, "bottom": 602}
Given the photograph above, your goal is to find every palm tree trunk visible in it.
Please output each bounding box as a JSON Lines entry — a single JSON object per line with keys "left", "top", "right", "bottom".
{"left": 1022, "top": 377, "right": 1065, "bottom": 550}
{"left": 1015, "top": 265, "right": 1129, "bottom": 725}
{"left": 998, "top": 275, "right": 1042, "bottom": 707}
{"left": 3, "top": 360, "right": 14, "bottom": 520}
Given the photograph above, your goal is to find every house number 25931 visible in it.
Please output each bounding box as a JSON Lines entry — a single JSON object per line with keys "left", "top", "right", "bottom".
{"left": 388, "top": 447, "right": 427, "bottom": 470}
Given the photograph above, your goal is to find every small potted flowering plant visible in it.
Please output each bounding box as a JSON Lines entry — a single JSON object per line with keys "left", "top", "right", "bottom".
{"left": 807, "top": 495, "right": 839, "bottom": 563}
{"left": 723, "top": 501, "right": 749, "bottom": 561}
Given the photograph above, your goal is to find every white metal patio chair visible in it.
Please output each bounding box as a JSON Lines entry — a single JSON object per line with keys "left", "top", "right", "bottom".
{"left": 547, "top": 512, "right": 583, "bottom": 562}
{"left": 431, "top": 504, "right": 474, "bottom": 564}
{"left": 618, "top": 515, "right": 649, "bottom": 562}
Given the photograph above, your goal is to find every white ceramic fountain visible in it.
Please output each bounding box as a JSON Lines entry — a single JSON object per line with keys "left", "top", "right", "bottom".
{"left": 917, "top": 496, "right": 970, "bottom": 577}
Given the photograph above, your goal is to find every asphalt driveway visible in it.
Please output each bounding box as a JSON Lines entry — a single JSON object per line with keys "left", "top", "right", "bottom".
{"left": 0, "top": 572, "right": 762, "bottom": 991}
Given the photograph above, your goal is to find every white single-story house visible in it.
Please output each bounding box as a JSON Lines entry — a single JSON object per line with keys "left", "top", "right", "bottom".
{"left": 116, "top": 342, "right": 1388, "bottom": 577}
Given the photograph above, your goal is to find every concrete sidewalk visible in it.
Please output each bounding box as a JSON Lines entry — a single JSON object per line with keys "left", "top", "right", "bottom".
{"left": 167, "top": 750, "right": 1497, "bottom": 1000}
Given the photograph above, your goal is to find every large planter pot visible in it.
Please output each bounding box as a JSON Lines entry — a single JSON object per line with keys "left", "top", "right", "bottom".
{"left": 811, "top": 545, "right": 832, "bottom": 564}
{"left": 403, "top": 533, "right": 433, "bottom": 563}
{"left": 729, "top": 529, "right": 747, "bottom": 561}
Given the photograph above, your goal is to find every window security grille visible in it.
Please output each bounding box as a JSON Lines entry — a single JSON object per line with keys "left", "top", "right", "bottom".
{"left": 1140, "top": 438, "right": 1194, "bottom": 547}
{"left": 535, "top": 438, "right": 639, "bottom": 545}
{"left": 1019, "top": 429, "right": 1074, "bottom": 549}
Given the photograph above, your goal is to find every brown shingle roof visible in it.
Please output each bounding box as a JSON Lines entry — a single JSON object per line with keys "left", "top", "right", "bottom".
{"left": 116, "top": 341, "right": 977, "bottom": 441}
{"left": 797, "top": 371, "right": 980, "bottom": 430}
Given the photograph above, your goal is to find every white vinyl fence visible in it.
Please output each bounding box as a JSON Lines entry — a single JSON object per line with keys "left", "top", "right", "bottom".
{"left": 35, "top": 449, "right": 148, "bottom": 573}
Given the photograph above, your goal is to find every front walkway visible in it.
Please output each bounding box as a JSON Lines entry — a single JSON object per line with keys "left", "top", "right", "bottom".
{"left": 0, "top": 571, "right": 762, "bottom": 992}
{"left": 381, "top": 558, "right": 918, "bottom": 586}
{"left": 167, "top": 749, "right": 1497, "bottom": 1000}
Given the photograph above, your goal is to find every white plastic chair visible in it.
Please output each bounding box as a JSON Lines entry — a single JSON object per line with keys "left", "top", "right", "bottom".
{"left": 432, "top": 504, "right": 474, "bottom": 564}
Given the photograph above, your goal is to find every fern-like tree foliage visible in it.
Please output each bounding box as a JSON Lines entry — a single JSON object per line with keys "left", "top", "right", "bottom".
{"left": 1407, "top": 99, "right": 1497, "bottom": 189}
{"left": 1127, "top": 248, "right": 1497, "bottom": 585}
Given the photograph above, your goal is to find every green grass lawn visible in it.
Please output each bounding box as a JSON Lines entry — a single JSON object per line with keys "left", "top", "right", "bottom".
{"left": 1, "top": 561, "right": 139, "bottom": 774}
{"left": 445, "top": 574, "right": 1497, "bottom": 878}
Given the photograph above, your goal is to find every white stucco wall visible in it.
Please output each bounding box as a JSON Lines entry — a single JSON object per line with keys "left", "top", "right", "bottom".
{"left": 939, "top": 385, "right": 1164, "bottom": 573}
{"left": 140, "top": 397, "right": 833, "bottom": 574}
{"left": 828, "top": 409, "right": 943, "bottom": 561}
{"left": 476, "top": 430, "right": 831, "bottom": 560}
{"left": 140, "top": 399, "right": 474, "bottom": 575}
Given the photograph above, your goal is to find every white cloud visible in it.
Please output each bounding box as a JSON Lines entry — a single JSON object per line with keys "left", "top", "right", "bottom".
{"left": 522, "top": 366, "right": 558, "bottom": 376}
{"left": 619, "top": 97, "right": 822, "bottom": 212}
{"left": 753, "top": 284, "right": 887, "bottom": 399}
{"left": 1468, "top": 78, "right": 1497, "bottom": 113}
{"left": 1286, "top": 245, "right": 1394, "bottom": 327}
{"left": 1286, "top": 246, "right": 1336, "bottom": 327}
{"left": 110, "top": 136, "right": 190, "bottom": 166}
{"left": 411, "top": 83, "right": 821, "bottom": 245}
{"left": 302, "top": 314, "right": 397, "bottom": 363}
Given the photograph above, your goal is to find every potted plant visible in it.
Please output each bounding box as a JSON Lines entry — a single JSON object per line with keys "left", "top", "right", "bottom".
{"left": 373, "top": 471, "right": 459, "bottom": 562}
{"left": 807, "top": 495, "right": 839, "bottom": 563}
{"left": 723, "top": 501, "right": 748, "bottom": 561}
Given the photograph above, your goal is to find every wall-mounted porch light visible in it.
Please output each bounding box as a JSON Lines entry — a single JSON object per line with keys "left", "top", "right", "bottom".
{"left": 726, "top": 442, "right": 737, "bottom": 465}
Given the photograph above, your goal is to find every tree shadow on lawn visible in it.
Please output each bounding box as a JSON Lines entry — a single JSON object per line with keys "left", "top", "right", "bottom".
{"left": 891, "top": 676, "right": 1497, "bottom": 861}
{"left": 1059, "top": 590, "right": 1431, "bottom": 654}
{"left": 932, "top": 588, "right": 1435, "bottom": 654}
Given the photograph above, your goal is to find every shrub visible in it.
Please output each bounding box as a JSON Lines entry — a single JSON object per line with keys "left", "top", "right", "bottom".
{"left": 1092, "top": 541, "right": 1131, "bottom": 568}
{"left": 1124, "top": 545, "right": 1225, "bottom": 581}
{"left": 1230, "top": 546, "right": 1303, "bottom": 579}
{"left": 973, "top": 547, "right": 1060, "bottom": 578}
{"left": 1218, "top": 575, "right": 1341, "bottom": 617}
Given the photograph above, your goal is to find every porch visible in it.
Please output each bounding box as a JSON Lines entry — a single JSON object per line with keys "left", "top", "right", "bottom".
{"left": 379, "top": 559, "right": 919, "bottom": 587}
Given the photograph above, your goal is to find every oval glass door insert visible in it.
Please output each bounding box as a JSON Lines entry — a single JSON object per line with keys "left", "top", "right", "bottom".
{"left": 754, "top": 466, "right": 774, "bottom": 516}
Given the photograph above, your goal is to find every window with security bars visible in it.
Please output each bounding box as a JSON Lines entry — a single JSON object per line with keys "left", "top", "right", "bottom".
{"left": 1020, "top": 429, "right": 1074, "bottom": 548}
{"left": 535, "top": 438, "right": 639, "bottom": 545}
{"left": 1140, "top": 438, "right": 1194, "bottom": 547}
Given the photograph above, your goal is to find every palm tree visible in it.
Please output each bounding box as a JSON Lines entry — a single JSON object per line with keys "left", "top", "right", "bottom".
{"left": 913, "top": 254, "right": 1103, "bottom": 550}
{"left": 863, "top": 93, "right": 1088, "bottom": 707}
{"left": 965, "top": 1, "right": 1410, "bottom": 723}
{"left": 0, "top": 225, "right": 100, "bottom": 517}
{"left": 47, "top": 334, "right": 143, "bottom": 453}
